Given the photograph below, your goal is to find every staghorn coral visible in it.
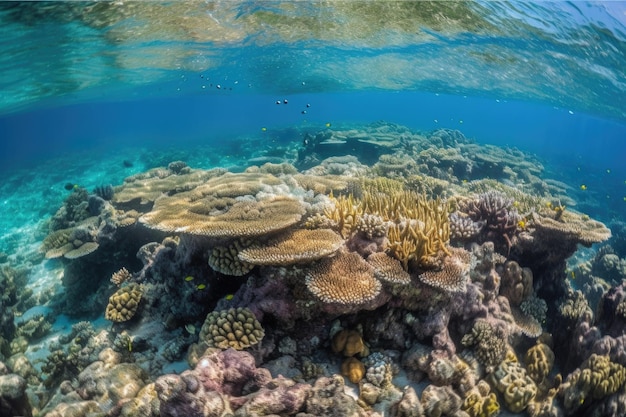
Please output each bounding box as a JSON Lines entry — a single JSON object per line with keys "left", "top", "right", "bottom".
{"left": 461, "top": 320, "right": 507, "bottom": 370}
{"left": 490, "top": 353, "right": 538, "bottom": 413}
{"left": 324, "top": 193, "right": 362, "bottom": 238}
{"left": 305, "top": 250, "right": 381, "bottom": 305}
{"left": 198, "top": 307, "right": 264, "bottom": 350}
{"left": 207, "top": 239, "right": 254, "bottom": 276}
{"left": 104, "top": 283, "right": 143, "bottom": 322}
{"left": 367, "top": 251, "right": 412, "bottom": 285}
{"left": 418, "top": 246, "right": 471, "bottom": 293}
{"left": 238, "top": 228, "right": 344, "bottom": 266}
{"left": 110, "top": 267, "right": 132, "bottom": 287}
{"left": 41, "top": 224, "right": 100, "bottom": 260}
{"left": 559, "top": 353, "right": 626, "bottom": 414}
{"left": 525, "top": 342, "right": 555, "bottom": 386}
{"left": 462, "top": 380, "right": 500, "bottom": 417}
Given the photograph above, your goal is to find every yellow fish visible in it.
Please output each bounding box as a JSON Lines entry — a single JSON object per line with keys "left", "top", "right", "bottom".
{"left": 517, "top": 220, "right": 526, "bottom": 229}
{"left": 570, "top": 270, "right": 576, "bottom": 280}
{"left": 196, "top": 284, "right": 206, "bottom": 290}
{"left": 580, "top": 184, "right": 587, "bottom": 191}
{"left": 224, "top": 294, "right": 234, "bottom": 301}
{"left": 184, "top": 276, "right": 194, "bottom": 282}
{"left": 325, "top": 122, "right": 331, "bottom": 128}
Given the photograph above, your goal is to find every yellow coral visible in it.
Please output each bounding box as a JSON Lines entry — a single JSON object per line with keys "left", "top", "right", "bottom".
{"left": 105, "top": 284, "right": 143, "bottom": 322}
{"left": 341, "top": 357, "right": 366, "bottom": 384}
{"left": 462, "top": 381, "right": 500, "bottom": 417}
{"left": 524, "top": 342, "right": 555, "bottom": 385}
{"left": 331, "top": 329, "right": 367, "bottom": 357}
{"left": 199, "top": 307, "right": 264, "bottom": 350}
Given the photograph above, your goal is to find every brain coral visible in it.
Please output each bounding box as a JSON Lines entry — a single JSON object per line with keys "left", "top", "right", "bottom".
{"left": 199, "top": 307, "right": 264, "bottom": 350}
{"left": 524, "top": 342, "right": 554, "bottom": 386}
{"left": 490, "top": 353, "right": 537, "bottom": 413}
{"left": 238, "top": 228, "right": 344, "bottom": 266}
{"left": 560, "top": 353, "right": 626, "bottom": 414}
{"left": 105, "top": 283, "right": 143, "bottom": 322}
{"left": 305, "top": 251, "right": 381, "bottom": 305}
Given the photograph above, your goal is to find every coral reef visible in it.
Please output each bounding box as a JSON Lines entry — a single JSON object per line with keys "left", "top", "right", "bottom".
{"left": 198, "top": 307, "right": 265, "bottom": 351}
{"left": 104, "top": 283, "right": 143, "bottom": 322}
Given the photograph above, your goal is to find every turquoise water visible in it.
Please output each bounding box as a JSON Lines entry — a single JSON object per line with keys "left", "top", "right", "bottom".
{"left": 1, "top": 2, "right": 626, "bottom": 417}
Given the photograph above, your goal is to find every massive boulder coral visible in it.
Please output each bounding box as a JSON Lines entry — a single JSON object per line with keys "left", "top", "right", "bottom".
{"left": 104, "top": 283, "right": 143, "bottom": 322}
{"left": 198, "top": 307, "right": 265, "bottom": 351}
{"left": 489, "top": 353, "right": 538, "bottom": 413}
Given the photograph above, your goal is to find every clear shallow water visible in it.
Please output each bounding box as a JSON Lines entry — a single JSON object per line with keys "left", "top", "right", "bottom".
{"left": 2, "top": 2, "right": 626, "bottom": 416}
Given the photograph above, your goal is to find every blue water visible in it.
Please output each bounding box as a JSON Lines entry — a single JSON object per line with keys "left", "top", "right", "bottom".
{"left": 2, "top": 2, "right": 626, "bottom": 416}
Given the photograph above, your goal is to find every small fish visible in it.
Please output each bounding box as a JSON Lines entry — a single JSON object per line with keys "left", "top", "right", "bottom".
{"left": 623, "top": 197, "right": 626, "bottom": 202}
{"left": 580, "top": 184, "right": 587, "bottom": 191}
{"left": 73, "top": 184, "right": 80, "bottom": 190}
{"left": 325, "top": 122, "right": 331, "bottom": 128}
{"left": 127, "top": 338, "right": 133, "bottom": 352}
{"left": 261, "top": 127, "right": 267, "bottom": 131}
{"left": 570, "top": 270, "right": 576, "bottom": 279}
{"left": 606, "top": 169, "right": 611, "bottom": 174}
{"left": 462, "top": 179, "right": 468, "bottom": 184}
{"left": 185, "top": 324, "right": 196, "bottom": 334}
{"left": 517, "top": 220, "right": 526, "bottom": 229}
{"left": 512, "top": 201, "right": 520, "bottom": 207}
{"left": 224, "top": 293, "right": 234, "bottom": 301}
{"left": 196, "top": 284, "right": 206, "bottom": 290}
{"left": 184, "top": 276, "right": 194, "bottom": 282}
{"left": 64, "top": 182, "right": 75, "bottom": 190}
{"left": 546, "top": 201, "right": 553, "bottom": 208}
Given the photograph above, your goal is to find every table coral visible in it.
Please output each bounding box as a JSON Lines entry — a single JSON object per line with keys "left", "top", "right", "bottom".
{"left": 418, "top": 246, "right": 471, "bottom": 293}
{"left": 305, "top": 250, "right": 382, "bottom": 305}
{"left": 238, "top": 228, "right": 344, "bottom": 266}
{"left": 199, "top": 307, "right": 264, "bottom": 351}
{"left": 367, "top": 251, "right": 412, "bottom": 285}
{"left": 104, "top": 283, "right": 143, "bottom": 322}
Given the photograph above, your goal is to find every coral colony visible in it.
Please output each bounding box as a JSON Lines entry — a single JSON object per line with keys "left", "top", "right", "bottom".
{"left": 2, "top": 123, "right": 626, "bottom": 417}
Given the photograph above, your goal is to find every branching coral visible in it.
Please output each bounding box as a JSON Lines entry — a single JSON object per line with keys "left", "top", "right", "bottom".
{"left": 461, "top": 320, "right": 507, "bottom": 370}
{"left": 459, "top": 190, "right": 521, "bottom": 252}
{"left": 198, "top": 307, "right": 264, "bottom": 351}
{"left": 305, "top": 251, "right": 381, "bottom": 305}
{"left": 111, "top": 267, "right": 132, "bottom": 287}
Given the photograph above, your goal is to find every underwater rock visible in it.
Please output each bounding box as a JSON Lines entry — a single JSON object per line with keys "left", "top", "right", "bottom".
{"left": 0, "top": 373, "right": 32, "bottom": 417}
